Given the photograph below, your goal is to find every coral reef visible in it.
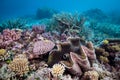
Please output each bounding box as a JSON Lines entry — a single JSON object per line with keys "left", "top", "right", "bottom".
{"left": 95, "top": 38, "right": 120, "bottom": 72}
{"left": 0, "top": 11, "right": 120, "bottom": 79}
{"left": 46, "top": 13, "right": 92, "bottom": 39}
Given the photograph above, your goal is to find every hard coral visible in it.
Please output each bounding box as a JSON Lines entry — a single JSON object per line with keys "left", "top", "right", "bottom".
{"left": 32, "top": 25, "right": 46, "bottom": 34}
{"left": 82, "top": 70, "right": 99, "bottom": 80}
{"left": 33, "top": 39, "right": 55, "bottom": 55}
{"left": 0, "top": 18, "right": 26, "bottom": 32}
{"left": 8, "top": 54, "right": 29, "bottom": 76}
{"left": 27, "top": 68, "right": 51, "bottom": 80}
{"left": 0, "top": 49, "right": 10, "bottom": 61}
{"left": 47, "top": 13, "right": 91, "bottom": 39}
{"left": 3, "top": 29, "right": 21, "bottom": 41}
{"left": 51, "top": 63, "right": 65, "bottom": 77}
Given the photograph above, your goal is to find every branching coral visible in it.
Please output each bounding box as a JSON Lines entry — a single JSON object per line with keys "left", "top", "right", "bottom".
{"left": 0, "top": 18, "right": 26, "bottom": 32}
{"left": 3, "top": 29, "right": 21, "bottom": 41}
{"left": 8, "top": 54, "right": 29, "bottom": 76}
{"left": 0, "top": 29, "right": 22, "bottom": 49}
{"left": 46, "top": 13, "right": 91, "bottom": 39}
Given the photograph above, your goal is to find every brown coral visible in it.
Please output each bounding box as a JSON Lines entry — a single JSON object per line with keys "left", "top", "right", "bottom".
{"left": 8, "top": 54, "right": 29, "bottom": 76}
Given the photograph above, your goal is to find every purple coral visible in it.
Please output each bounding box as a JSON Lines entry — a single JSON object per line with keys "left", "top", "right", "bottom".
{"left": 3, "top": 29, "right": 21, "bottom": 41}
{"left": 32, "top": 25, "right": 46, "bottom": 34}
{"left": 0, "top": 29, "right": 21, "bottom": 48}
{"left": 33, "top": 40, "right": 55, "bottom": 55}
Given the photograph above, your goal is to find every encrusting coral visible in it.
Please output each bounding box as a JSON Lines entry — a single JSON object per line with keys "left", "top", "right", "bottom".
{"left": 8, "top": 54, "right": 29, "bottom": 76}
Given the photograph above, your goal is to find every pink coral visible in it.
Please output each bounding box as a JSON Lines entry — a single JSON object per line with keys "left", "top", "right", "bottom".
{"left": 3, "top": 29, "right": 21, "bottom": 41}
{"left": 33, "top": 40, "right": 55, "bottom": 55}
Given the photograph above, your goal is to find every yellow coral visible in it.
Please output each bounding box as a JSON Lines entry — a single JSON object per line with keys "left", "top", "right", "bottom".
{"left": 8, "top": 54, "right": 29, "bottom": 76}
{"left": 100, "top": 56, "right": 109, "bottom": 63}
{"left": 0, "top": 49, "right": 10, "bottom": 61}
{"left": 51, "top": 63, "right": 65, "bottom": 77}
{"left": 0, "top": 49, "right": 6, "bottom": 56}
{"left": 102, "top": 40, "right": 109, "bottom": 44}
{"left": 84, "top": 70, "right": 99, "bottom": 80}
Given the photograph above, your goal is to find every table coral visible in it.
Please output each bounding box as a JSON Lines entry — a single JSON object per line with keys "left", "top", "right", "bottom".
{"left": 33, "top": 39, "right": 55, "bottom": 55}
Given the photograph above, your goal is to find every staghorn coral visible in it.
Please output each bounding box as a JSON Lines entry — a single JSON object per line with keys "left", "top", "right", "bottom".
{"left": 33, "top": 39, "right": 55, "bottom": 55}
{"left": 8, "top": 54, "right": 29, "bottom": 76}
{"left": 51, "top": 63, "right": 65, "bottom": 77}
{"left": 46, "top": 12, "right": 92, "bottom": 39}
{"left": 0, "top": 18, "right": 26, "bottom": 31}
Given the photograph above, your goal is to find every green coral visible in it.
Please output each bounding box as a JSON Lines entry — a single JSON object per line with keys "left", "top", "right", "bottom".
{"left": 102, "top": 40, "right": 109, "bottom": 45}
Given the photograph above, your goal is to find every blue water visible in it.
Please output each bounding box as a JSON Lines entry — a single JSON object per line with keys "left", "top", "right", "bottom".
{"left": 0, "top": 0, "right": 120, "bottom": 19}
